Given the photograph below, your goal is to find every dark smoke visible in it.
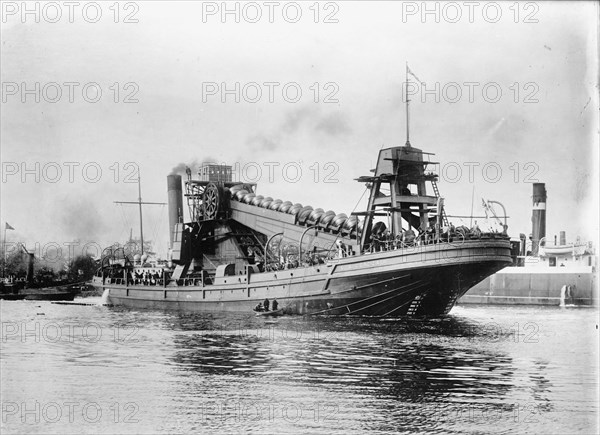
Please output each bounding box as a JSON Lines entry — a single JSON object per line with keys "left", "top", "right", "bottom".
{"left": 247, "top": 107, "right": 351, "bottom": 151}
{"left": 171, "top": 157, "right": 221, "bottom": 175}
{"left": 170, "top": 157, "right": 221, "bottom": 176}
{"left": 58, "top": 196, "right": 109, "bottom": 243}
{"left": 170, "top": 160, "right": 199, "bottom": 176}
{"left": 315, "top": 112, "right": 351, "bottom": 136}
{"left": 246, "top": 134, "right": 278, "bottom": 151}
{"left": 282, "top": 107, "right": 311, "bottom": 134}
{"left": 202, "top": 157, "right": 218, "bottom": 164}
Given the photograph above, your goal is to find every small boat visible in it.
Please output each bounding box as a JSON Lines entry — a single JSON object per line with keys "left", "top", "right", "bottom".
{"left": 1, "top": 244, "right": 82, "bottom": 302}
{"left": 540, "top": 243, "right": 587, "bottom": 256}
{"left": 0, "top": 285, "right": 78, "bottom": 301}
{"left": 22, "top": 289, "right": 77, "bottom": 301}
{"left": 0, "top": 293, "right": 26, "bottom": 301}
{"left": 255, "top": 308, "right": 284, "bottom": 317}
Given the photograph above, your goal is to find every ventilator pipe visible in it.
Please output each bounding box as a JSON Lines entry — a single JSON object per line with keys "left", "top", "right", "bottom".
{"left": 264, "top": 232, "right": 284, "bottom": 268}
{"left": 299, "top": 226, "right": 318, "bottom": 264}
{"left": 486, "top": 199, "right": 509, "bottom": 234}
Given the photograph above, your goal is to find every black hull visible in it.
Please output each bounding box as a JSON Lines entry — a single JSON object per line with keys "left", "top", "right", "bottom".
{"left": 102, "top": 240, "right": 511, "bottom": 317}
{"left": 0, "top": 294, "right": 27, "bottom": 301}
{"left": 0, "top": 290, "right": 77, "bottom": 301}
{"left": 23, "top": 292, "right": 77, "bottom": 301}
{"left": 107, "top": 263, "right": 506, "bottom": 316}
{"left": 309, "top": 262, "right": 507, "bottom": 316}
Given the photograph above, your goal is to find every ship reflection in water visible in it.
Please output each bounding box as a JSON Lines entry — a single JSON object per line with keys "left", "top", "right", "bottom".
{"left": 0, "top": 302, "right": 597, "bottom": 434}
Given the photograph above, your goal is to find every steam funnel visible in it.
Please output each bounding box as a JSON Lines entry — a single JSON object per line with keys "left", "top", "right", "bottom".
{"left": 167, "top": 175, "right": 183, "bottom": 247}
{"left": 531, "top": 183, "right": 546, "bottom": 256}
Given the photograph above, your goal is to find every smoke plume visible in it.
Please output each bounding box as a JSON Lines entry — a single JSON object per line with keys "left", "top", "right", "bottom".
{"left": 170, "top": 157, "right": 220, "bottom": 175}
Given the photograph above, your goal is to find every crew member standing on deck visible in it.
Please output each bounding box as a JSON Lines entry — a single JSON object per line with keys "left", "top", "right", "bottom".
{"left": 471, "top": 220, "right": 481, "bottom": 238}
{"left": 449, "top": 223, "right": 456, "bottom": 241}
{"left": 404, "top": 227, "right": 415, "bottom": 245}
{"left": 426, "top": 223, "right": 435, "bottom": 244}
{"left": 336, "top": 240, "right": 347, "bottom": 258}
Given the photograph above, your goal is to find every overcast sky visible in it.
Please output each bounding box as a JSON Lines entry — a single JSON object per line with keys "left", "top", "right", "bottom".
{"left": 1, "top": 1, "right": 598, "bottom": 259}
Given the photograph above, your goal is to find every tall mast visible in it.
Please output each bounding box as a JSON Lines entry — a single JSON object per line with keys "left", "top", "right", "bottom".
{"left": 405, "top": 61, "right": 411, "bottom": 147}
{"left": 114, "top": 170, "right": 166, "bottom": 257}
{"left": 138, "top": 174, "right": 144, "bottom": 255}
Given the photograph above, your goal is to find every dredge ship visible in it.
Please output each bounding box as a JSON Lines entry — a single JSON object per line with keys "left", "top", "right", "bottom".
{"left": 95, "top": 143, "right": 512, "bottom": 316}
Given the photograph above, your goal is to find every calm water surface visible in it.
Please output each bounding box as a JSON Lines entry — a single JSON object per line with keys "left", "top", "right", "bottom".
{"left": 1, "top": 299, "right": 598, "bottom": 434}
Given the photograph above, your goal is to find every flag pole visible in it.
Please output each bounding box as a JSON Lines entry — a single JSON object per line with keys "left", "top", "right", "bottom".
{"left": 469, "top": 186, "right": 475, "bottom": 227}
{"left": 405, "top": 62, "right": 411, "bottom": 147}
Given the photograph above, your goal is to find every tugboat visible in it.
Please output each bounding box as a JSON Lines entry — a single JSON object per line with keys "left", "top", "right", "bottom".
{"left": 94, "top": 142, "right": 512, "bottom": 317}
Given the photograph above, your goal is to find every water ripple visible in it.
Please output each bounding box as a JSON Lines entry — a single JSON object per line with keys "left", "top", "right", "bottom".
{"left": 0, "top": 300, "right": 597, "bottom": 434}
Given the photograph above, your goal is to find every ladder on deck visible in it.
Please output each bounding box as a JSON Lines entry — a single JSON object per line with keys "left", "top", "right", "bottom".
{"left": 431, "top": 180, "right": 449, "bottom": 227}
